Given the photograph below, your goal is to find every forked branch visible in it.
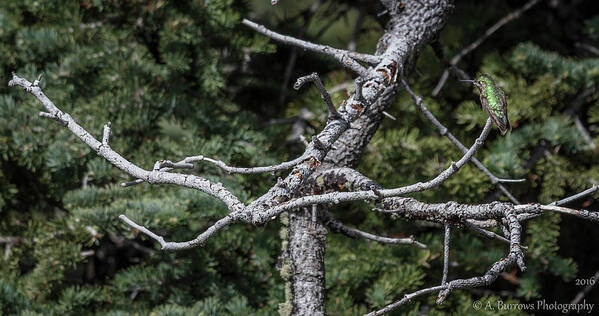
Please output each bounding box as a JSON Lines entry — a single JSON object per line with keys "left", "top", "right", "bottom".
{"left": 242, "top": 19, "right": 374, "bottom": 76}
{"left": 401, "top": 77, "right": 524, "bottom": 204}
{"left": 294, "top": 72, "right": 341, "bottom": 120}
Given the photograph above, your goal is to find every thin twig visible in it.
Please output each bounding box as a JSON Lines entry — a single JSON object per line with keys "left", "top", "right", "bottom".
{"left": 464, "top": 220, "right": 528, "bottom": 249}
{"left": 119, "top": 214, "right": 236, "bottom": 250}
{"left": 402, "top": 77, "right": 523, "bottom": 204}
{"left": 278, "top": 0, "right": 322, "bottom": 105}
{"left": 242, "top": 19, "right": 376, "bottom": 76}
{"left": 570, "top": 269, "right": 599, "bottom": 304}
{"left": 573, "top": 115, "right": 596, "bottom": 150}
{"left": 575, "top": 42, "right": 599, "bottom": 56}
{"left": 257, "top": 118, "right": 493, "bottom": 218}
{"left": 365, "top": 285, "right": 447, "bottom": 316}
{"left": 382, "top": 111, "right": 397, "bottom": 120}
{"left": 324, "top": 211, "right": 427, "bottom": 248}
{"left": 347, "top": 4, "right": 366, "bottom": 51}
{"left": 121, "top": 157, "right": 194, "bottom": 187}
{"left": 294, "top": 72, "right": 341, "bottom": 119}
{"left": 442, "top": 224, "right": 451, "bottom": 285}
{"left": 102, "top": 122, "right": 111, "bottom": 146}
{"left": 184, "top": 154, "right": 307, "bottom": 175}
{"left": 535, "top": 204, "right": 599, "bottom": 222}
{"left": 551, "top": 185, "right": 599, "bottom": 207}
{"left": 432, "top": 0, "right": 541, "bottom": 95}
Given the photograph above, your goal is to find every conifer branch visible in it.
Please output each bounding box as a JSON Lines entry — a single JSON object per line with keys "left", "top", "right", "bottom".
{"left": 242, "top": 19, "right": 376, "bottom": 76}
{"left": 432, "top": 0, "right": 541, "bottom": 96}
{"left": 323, "top": 211, "right": 427, "bottom": 248}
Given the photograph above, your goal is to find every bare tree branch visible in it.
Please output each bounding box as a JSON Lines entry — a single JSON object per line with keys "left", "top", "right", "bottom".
{"left": 441, "top": 224, "right": 451, "bottom": 285}
{"left": 323, "top": 210, "right": 426, "bottom": 248}
{"left": 575, "top": 42, "right": 599, "bottom": 56}
{"left": 294, "top": 72, "right": 341, "bottom": 119}
{"left": 102, "top": 121, "right": 111, "bottom": 146}
{"left": 121, "top": 158, "right": 195, "bottom": 187}
{"left": 278, "top": 0, "right": 322, "bottom": 105}
{"left": 9, "top": 74, "right": 245, "bottom": 214}
{"left": 573, "top": 115, "right": 596, "bottom": 150}
{"left": 119, "top": 214, "right": 236, "bottom": 250}
{"left": 365, "top": 285, "right": 448, "bottom": 316}
{"left": 551, "top": 185, "right": 599, "bottom": 206}
{"left": 10, "top": 3, "right": 599, "bottom": 314}
{"left": 242, "top": 19, "right": 377, "bottom": 76}
{"left": 401, "top": 77, "right": 524, "bottom": 204}
{"left": 256, "top": 119, "right": 492, "bottom": 219}
{"left": 533, "top": 204, "right": 599, "bottom": 222}
{"left": 463, "top": 220, "right": 527, "bottom": 249}
{"left": 0, "top": 236, "right": 18, "bottom": 260}
{"left": 432, "top": 0, "right": 541, "bottom": 96}
{"left": 183, "top": 154, "right": 308, "bottom": 175}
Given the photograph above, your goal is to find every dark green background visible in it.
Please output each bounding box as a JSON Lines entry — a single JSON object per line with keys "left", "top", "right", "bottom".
{"left": 1, "top": 0, "right": 598, "bottom": 314}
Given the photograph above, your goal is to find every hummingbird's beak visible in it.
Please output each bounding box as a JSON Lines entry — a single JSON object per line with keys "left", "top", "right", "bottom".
{"left": 459, "top": 79, "right": 474, "bottom": 83}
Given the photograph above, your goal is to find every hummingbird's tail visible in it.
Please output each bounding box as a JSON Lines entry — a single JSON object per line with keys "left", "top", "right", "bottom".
{"left": 497, "top": 117, "right": 511, "bottom": 135}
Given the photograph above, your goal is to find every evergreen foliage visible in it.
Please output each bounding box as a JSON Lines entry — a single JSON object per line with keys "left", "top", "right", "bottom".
{"left": 1, "top": 0, "right": 598, "bottom": 315}
{"left": 1, "top": 0, "right": 281, "bottom": 314}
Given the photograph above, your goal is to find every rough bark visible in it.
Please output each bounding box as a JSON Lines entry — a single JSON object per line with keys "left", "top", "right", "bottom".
{"left": 287, "top": 207, "right": 327, "bottom": 316}
{"left": 287, "top": 1, "right": 454, "bottom": 314}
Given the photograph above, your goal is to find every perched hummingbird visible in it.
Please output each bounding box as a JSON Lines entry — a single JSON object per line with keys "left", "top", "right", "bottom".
{"left": 462, "top": 74, "right": 511, "bottom": 135}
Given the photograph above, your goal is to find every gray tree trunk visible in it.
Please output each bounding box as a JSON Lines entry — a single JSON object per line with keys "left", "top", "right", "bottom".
{"left": 285, "top": 1, "right": 454, "bottom": 315}
{"left": 287, "top": 207, "right": 327, "bottom": 315}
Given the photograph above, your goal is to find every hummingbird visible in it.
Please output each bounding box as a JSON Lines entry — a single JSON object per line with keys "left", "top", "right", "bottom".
{"left": 461, "top": 74, "right": 511, "bottom": 135}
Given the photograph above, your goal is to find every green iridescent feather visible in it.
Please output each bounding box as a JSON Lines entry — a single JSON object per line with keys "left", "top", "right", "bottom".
{"left": 474, "top": 74, "right": 511, "bottom": 135}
